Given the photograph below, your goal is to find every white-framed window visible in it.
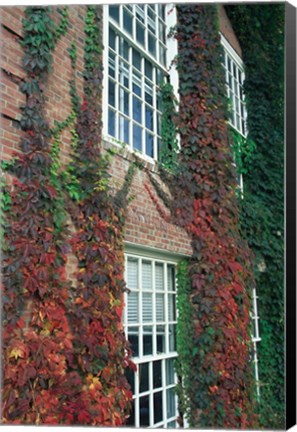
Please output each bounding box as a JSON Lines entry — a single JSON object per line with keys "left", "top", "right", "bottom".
{"left": 102, "top": 4, "right": 178, "bottom": 161}
{"left": 221, "top": 34, "right": 247, "bottom": 138}
{"left": 251, "top": 287, "right": 261, "bottom": 399}
{"left": 124, "top": 251, "right": 178, "bottom": 428}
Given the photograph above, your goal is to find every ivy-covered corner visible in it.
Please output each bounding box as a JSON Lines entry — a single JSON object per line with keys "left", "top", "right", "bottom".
{"left": 226, "top": 5, "right": 285, "bottom": 429}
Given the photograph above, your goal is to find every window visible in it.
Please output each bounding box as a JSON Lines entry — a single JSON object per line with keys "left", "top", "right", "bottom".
{"left": 221, "top": 35, "right": 247, "bottom": 137}
{"left": 103, "top": 5, "right": 177, "bottom": 160}
{"left": 124, "top": 253, "right": 178, "bottom": 428}
{"left": 251, "top": 287, "right": 261, "bottom": 399}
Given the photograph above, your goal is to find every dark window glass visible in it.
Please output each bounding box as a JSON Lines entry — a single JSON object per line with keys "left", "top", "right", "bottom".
{"left": 140, "top": 396, "right": 150, "bottom": 426}
{"left": 108, "top": 80, "right": 115, "bottom": 107}
{"left": 145, "top": 59, "right": 153, "bottom": 80}
{"left": 145, "top": 105, "right": 154, "bottom": 131}
{"left": 123, "top": 8, "right": 133, "bottom": 35}
{"left": 136, "top": 22, "right": 145, "bottom": 46}
{"left": 153, "top": 360, "right": 162, "bottom": 388}
{"left": 109, "top": 5, "right": 119, "bottom": 22}
{"left": 126, "top": 399, "right": 135, "bottom": 426}
{"left": 148, "top": 33, "right": 156, "bottom": 57}
{"left": 166, "top": 359, "right": 175, "bottom": 385}
{"left": 143, "top": 326, "right": 153, "bottom": 355}
{"left": 139, "top": 362, "right": 149, "bottom": 393}
{"left": 154, "top": 391, "right": 163, "bottom": 424}
{"left": 128, "top": 327, "right": 139, "bottom": 357}
{"left": 146, "top": 132, "right": 154, "bottom": 158}
{"left": 169, "top": 324, "right": 176, "bottom": 352}
{"left": 167, "top": 388, "right": 175, "bottom": 418}
{"left": 133, "top": 49, "right": 141, "bottom": 71}
{"left": 133, "top": 124, "right": 142, "bottom": 151}
{"left": 157, "top": 325, "right": 165, "bottom": 354}
{"left": 109, "top": 28, "right": 116, "bottom": 50}
{"left": 133, "top": 96, "right": 142, "bottom": 123}
{"left": 108, "top": 109, "right": 115, "bottom": 137}
{"left": 126, "top": 365, "right": 135, "bottom": 393}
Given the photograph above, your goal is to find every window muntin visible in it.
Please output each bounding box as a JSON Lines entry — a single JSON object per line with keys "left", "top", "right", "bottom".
{"left": 221, "top": 38, "right": 247, "bottom": 137}
{"left": 106, "top": 5, "right": 168, "bottom": 160}
{"left": 124, "top": 254, "right": 178, "bottom": 428}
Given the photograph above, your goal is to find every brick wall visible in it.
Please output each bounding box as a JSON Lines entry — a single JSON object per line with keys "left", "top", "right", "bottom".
{"left": 0, "top": 5, "right": 193, "bottom": 259}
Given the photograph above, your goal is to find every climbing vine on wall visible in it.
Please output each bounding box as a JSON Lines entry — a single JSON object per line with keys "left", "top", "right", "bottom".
{"left": 2, "top": 5, "right": 135, "bottom": 425}
{"left": 226, "top": 5, "right": 285, "bottom": 428}
{"left": 147, "top": 4, "right": 257, "bottom": 428}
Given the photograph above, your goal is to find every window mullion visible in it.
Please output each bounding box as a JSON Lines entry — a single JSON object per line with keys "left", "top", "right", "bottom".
{"left": 139, "top": 258, "right": 143, "bottom": 358}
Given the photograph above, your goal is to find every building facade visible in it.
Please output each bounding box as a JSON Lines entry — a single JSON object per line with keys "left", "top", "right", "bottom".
{"left": 1, "top": 3, "right": 260, "bottom": 427}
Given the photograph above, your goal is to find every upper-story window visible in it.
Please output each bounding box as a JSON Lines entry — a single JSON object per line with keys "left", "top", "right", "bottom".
{"left": 103, "top": 5, "right": 177, "bottom": 160}
{"left": 221, "top": 34, "right": 247, "bottom": 137}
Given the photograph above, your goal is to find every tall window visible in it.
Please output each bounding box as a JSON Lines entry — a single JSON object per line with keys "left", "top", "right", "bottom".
{"left": 104, "top": 5, "right": 172, "bottom": 160}
{"left": 251, "top": 287, "right": 261, "bottom": 399}
{"left": 221, "top": 35, "right": 247, "bottom": 137}
{"left": 124, "top": 253, "right": 178, "bottom": 428}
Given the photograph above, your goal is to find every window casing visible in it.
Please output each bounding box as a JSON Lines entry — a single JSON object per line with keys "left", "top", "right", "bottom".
{"left": 124, "top": 253, "right": 178, "bottom": 428}
{"left": 103, "top": 5, "right": 177, "bottom": 161}
{"left": 221, "top": 34, "right": 247, "bottom": 137}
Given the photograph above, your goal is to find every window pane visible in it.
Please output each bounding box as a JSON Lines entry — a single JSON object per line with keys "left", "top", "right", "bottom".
{"left": 153, "top": 360, "right": 162, "bottom": 388}
{"left": 120, "top": 38, "right": 129, "bottom": 61}
{"left": 154, "top": 391, "right": 163, "bottom": 424}
{"left": 136, "top": 22, "right": 145, "bottom": 46}
{"left": 109, "top": 27, "right": 116, "bottom": 50}
{"left": 145, "top": 105, "right": 154, "bottom": 131}
{"left": 128, "top": 292, "right": 139, "bottom": 323}
{"left": 145, "top": 132, "right": 154, "bottom": 158}
{"left": 118, "top": 116, "right": 129, "bottom": 144}
{"left": 108, "top": 51, "right": 116, "bottom": 78}
{"left": 148, "top": 33, "right": 156, "bottom": 56}
{"left": 168, "top": 294, "right": 176, "bottom": 321}
{"left": 123, "top": 8, "right": 133, "bottom": 35}
{"left": 133, "top": 96, "right": 142, "bottom": 123}
{"left": 142, "top": 260, "right": 152, "bottom": 290}
{"left": 143, "top": 326, "right": 153, "bottom": 355}
{"left": 157, "top": 325, "right": 165, "bottom": 354}
{"left": 127, "top": 258, "right": 138, "bottom": 289}
{"left": 133, "top": 49, "right": 141, "bottom": 71}
{"left": 108, "top": 80, "right": 115, "bottom": 107}
{"left": 109, "top": 6, "right": 119, "bottom": 22}
{"left": 126, "top": 364, "right": 135, "bottom": 393}
{"left": 132, "top": 72, "right": 142, "bottom": 96}
{"left": 128, "top": 327, "right": 139, "bottom": 357}
{"left": 143, "top": 293, "right": 153, "bottom": 322}
{"left": 169, "top": 324, "right": 176, "bottom": 352}
{"left": 167, "top": 388, "right": 176, "bottom": 418}
{"left": 139, "top": 362, "right": 149, "bottom": 393}
{"left": 155, "top": 263, "right": 164, "bottom": 291}
{"left": 133, "top": 124, "right": 142, "bottom": 151}
{"left": 156, "top": 294, "right": 164, "bottom": 322}
{"left": 145, "top": 82, "right": 153, "bottom": 105}
{"left": 108, "top": 109, "right": 115, "bottom": 137}
{"left": 126, "top": 399, "right": 135, "bottom": 425}
{"left": 166, "top": 358, "right": 175, "bottom": 385}
{"left": 145, "top": 59, "right": 153, "bottom": 80}
{"left": 140, "top": 395, "right": 150, "bottom": 426}
{"left": 167, "top": 265, "right": 175, "bottom": 291}
{"left": 119, "top": 87, "right": 129, "bottom": 116}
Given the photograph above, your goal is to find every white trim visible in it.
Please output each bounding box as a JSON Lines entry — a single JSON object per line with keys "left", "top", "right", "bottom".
{"left": 220, "top": 32, "right": 244, "bottom": 69}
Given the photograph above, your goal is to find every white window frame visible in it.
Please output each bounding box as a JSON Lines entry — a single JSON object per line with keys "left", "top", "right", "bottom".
{"left": 102, "top": 4, "right": 178, "bottom": 163}
{"left": 124, "top": 247, "right": 179, "bottom": 428}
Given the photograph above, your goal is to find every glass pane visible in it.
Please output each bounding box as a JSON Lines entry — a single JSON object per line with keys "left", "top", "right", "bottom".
{"left": 157, "top": 325, "right": 165, "bottom": 354}
{"left": 120, "top": 38, "right": 129, "bottom": 61}
{"left": 146, "top": 132, "right": 154, "bottom": 158}
{"left": 145, "top": 82, "right": 153, "bottom": 105}
{"left": 169, "top": 324, "right": 176, "bottom": 352}
{"left": 108, "top": 80, "right": 115, "bottom": 107}
{"left": 145, "top": 105, "right": 154, "bottom": 131}
{"left": 123, "top": 8, "right": 133, "bottom": 35}
{"left": 148, "top": 33, "right": 156, "bottom": 57}
{"left": 167, "top": 388, "right": 176, "bottom": 418}
{"left": 142, "top": 260, "right": 152, "bottom": 290}
{"left": 154, "top": 391, "right": 163, "bottom": 424}
{"left": 109, "top": 27, "right": 116, "bottom": 50}
{"left": 155, "top": 263, "right": 164, "bottom": 290}
{"left": 118, "top": 116, "right": 129, "bottom": 145}
{"left": 136, "top": 22, "right": 145, "bottom": 46}
{"left": 108, "top": 109, "right": 115, "bottom": 137}
{"left": 167, "top": 420, "right": 176, "bottom": 428}
{"left": 127, "top": 258, "right": 138, "bottom": 289}
{"left": 119, "top": 61, "right": 129, "bottom": 87}
{"left": 166, "top": 358, "right": 175, "bottom": 385}
{"left": 109, "top": 5, "right": 120, "bottom": 22}
{"left": 156, "top": 294, "right": 164, "bottom": 321}
{"left": 143, "top": 326, "right": 153, "bottom": 355}
{"left": 139, "top": 362, "right": 149, "bottom": 393}
{"left": 145, "top": 59, "right": 153, "bottom": 80}
{"left": 143, "top": 293, "right": 153, "bottom": 322}
{"left": 136, "top": 5, "right": 145, "bottom": 23}
{"left": 159, "top": 43, "right": 166, "bottom": 66}
{"left": 128, "top": 327, "right": 139, "bottom": 357}
{"left": 168, "top": 294, "right": 176, "bottom": 321}
{"left": 167, "top": 265, "right": 175, "bottom": 291}
{"left": 108, "top": 51, "right": 116, "bottom": 78}
{"left": 133, "top": 96, "right": 142, "bottom": 123}
{"left": 132, "top": 72, "right": 142, "bottom": 96}
{"left": 159, "top": 21, "right": 166, "bottom": 43}
{"left": 153, "top": 360, "right": 162, "bottom": 388}
{"left": 128, "top": 292, "right": 139, "bottom": 323}
{"left": 140, "top": 395, "right": 150, "bottom": 426}
{"left": 133, "top": 123, "right": 142, "bottom": 151}
{"left": 119, "top": 87, "right": 129, "bottom": 116}
{"left": 133, "top": 49, "right": 141, "bottom": 71}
